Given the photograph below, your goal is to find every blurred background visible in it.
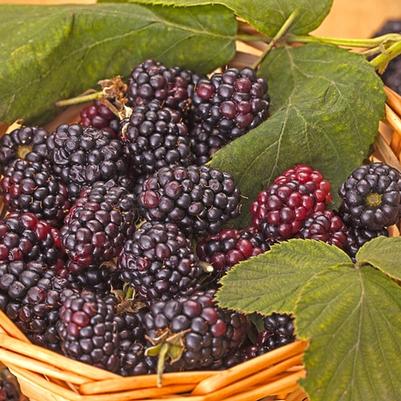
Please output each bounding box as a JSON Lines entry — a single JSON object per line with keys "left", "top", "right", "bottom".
{"left": 1, "top": 0, "right": 401, "bottom": 37}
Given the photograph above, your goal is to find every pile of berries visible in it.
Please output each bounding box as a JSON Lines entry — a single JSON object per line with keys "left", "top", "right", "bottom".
{"left": 0, "top": 57, "right": 398, "bottom": 381}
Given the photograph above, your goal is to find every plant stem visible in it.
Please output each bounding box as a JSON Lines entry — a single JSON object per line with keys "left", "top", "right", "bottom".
{"left": 156, "top": 343, "right": 169, "bottom": 388}
{"left": 370, "top": 40, "right": 401, "bottom": 72}
{"left": 55, "top": 91, "right": 103, "bottom": 107}
{"left": 236, "top": 33, "right": 270, "bottom": 42}
{"left": 253, "top": 9, "right": 299, "bottom": 68}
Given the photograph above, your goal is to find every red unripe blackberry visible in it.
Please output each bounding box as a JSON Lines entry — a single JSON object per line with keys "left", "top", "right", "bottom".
{"left": 57, "top": 291, "right": 120, "bottom": 372}
{"left": 251, "top": 165, "right": 333, "bottom": 240}
{"left": 0, "top": 213, "right": 64, "bottom": 267}
{"left": 0, "top": 126, "right": 49, "bottom": 173}
{"left": 138, "top": 165, "right": 241, "bottom": 236}
{"left": 80, "top": 100, "right": 120, "bottom": 137}
{"left": 196, "top": 228, "right": 269, "bottom": 278}
{"left": 191, "top": 67, "right": 269, "bottom": 141}
{"left": 144, "top": 289, "right": 248, "bottom": 376}
{"left": 128, "top": 60, "right": 201, "bottom": 112}
{"left": 1, "top": 159, "right": 70, "bottom": 227}
{"left": 299, "top": 210, "right": 347, "bottom": 249}
{"left": 46, "top": 124, "right": 128, "bottom": 199}
{"left": 344, "top": 226, "right": 388, "bottom": 258}
{"left": 120, "top": 100, "right": 193, "bottom": 177}
{"left": 339, "top": 163, "right": 401, "bottom": 231}
{"left": 61, "top": 181, "right": 137, "bottom": 273}
{"left": 119, "top": 222, "right": 204, "bottom": 302}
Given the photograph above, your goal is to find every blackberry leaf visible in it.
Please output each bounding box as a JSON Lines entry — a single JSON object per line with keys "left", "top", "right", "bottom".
{"left": 296, "top": 266, "right": 401, "bottom": 401}
{"left": 210, "top": 44, "right": 385, "bottom": 227}
{"left": 216, "top": 239, "right": 352, "bottom": 315}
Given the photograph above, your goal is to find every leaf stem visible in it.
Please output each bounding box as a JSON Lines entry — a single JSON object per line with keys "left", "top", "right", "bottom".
{"left": 236, "top": 33, "right": 270, "bottom": 42}
{"left": 55, "top": 91, "right": 103, "bottom": 107}
{"left": 370, "top": 40, "right": 401, "bottom": 72}
{"left": 253, "top": 9, "right": 300, "bottom": 68}
{"left": 156, "top": 343, "right": 169, "bottom": 388}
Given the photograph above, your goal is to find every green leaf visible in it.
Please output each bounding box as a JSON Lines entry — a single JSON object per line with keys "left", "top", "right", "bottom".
{"left": 210, "top": 44, "right": 385, "bottom": 227}
{"left": 108, "top": 0, "right": 333, "bottom": 37}
{"left": 296, "top": 266, "right": 401, "bottom": 401}
{"left": 216, "top": 239, "right": 351, "bottom": 315}
{"left": 356, "top": 236, "right": 401, "bottom": 281}
{"left": 0, "top": 3, "right": 236, "bottom": 124}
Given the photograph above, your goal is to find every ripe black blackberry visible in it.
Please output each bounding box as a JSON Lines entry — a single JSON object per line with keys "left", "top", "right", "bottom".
{"left": 1, "top": 159, "right": 70, "bottom": 227}
{"left": 345, "top": 226, "right": 388, "bottom": 258}
{"left": 120, "top": 100, "right": 193, "bottom": 177}
{"left": 128, "top": 60, "right": 201, "bottom": 112}
{"left": 80, "top": 100, "right": 120, "bottom": 137}
{"left": 0, "top": 126, "right": 49, "bottom": 173}
{"left": 0, "top": 213, "right": 65, "bottom": 267}
{"left": 144, "top": 289, "right": 248, "bottom": 377}
{"left": 197, "top": 228, "right": 269, "bottom": 279}
{"left": 119, "top": 222, "right": 204, "bottom": 302}
{"left": 62, "top": 180, "right": 137, "bottom": 273}
{"left": 251, "top": 165, "right": 332, "bottom": 240}
{"left": 0, "top": 369, "right": 20, "bottom": 401}
{"left": 299, "top": 210, "right": 347, "bottom": 249}
{"left": 138, "top": 165, "right": 241, "bottom": 236}
{"left": 191, "top": 67, "right": 269, "bottom": 141}
{"left": 46, "top": 124, "right": 128, "bottom": 198}
{"left": 57, "top": 291, "right": 120, "bottom": 372}
{"left": 339, "top": 163, "right": 401, "bottom": 231}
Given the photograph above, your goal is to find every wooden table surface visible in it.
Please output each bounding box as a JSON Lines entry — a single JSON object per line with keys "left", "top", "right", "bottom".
{"left": 1, "top": 0, "right": 401, "bottom": 37}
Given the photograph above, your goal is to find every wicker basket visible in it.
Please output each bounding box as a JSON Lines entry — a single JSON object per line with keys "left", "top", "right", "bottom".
{"left": 0, "top": 21, "right": 400, "bottom": 401}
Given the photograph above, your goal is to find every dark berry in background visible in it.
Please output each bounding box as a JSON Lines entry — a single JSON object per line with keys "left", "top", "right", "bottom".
{"left": 80, "top": 100, "right": 120, "bottom": 137}
{"left": 191, "top": 67, "right": 269, "bottom": 141}
{"left": 1, "top": 159, "right": 70, "bottom": 227}
{"left": 0, "top": 126, "right": 49, "bottom": 174}
{"left": 339, "top": 162, "right": 401, "bottom": 231}
{"left": 138, "top": 165, "right": 241, "bottom": 236}
{"left": 373, "top": 20, "right": 401, "bottom": 94}
{"left": 119, "top": 222, "right": 204, "bottom": 302}
{"left": 120, "top": 100, "right": 193, "bottom": 177}
{"left": 0, "top": 369, "right": 20, "bottom": 401}
{"left": 46, "top": 124, "right": 128, "bottom": 199}
{"left": 345, "top": 226, "right": 389, "bottom": 258}
{"left": 61, "top": 180, "right": 136, "bottom": 273}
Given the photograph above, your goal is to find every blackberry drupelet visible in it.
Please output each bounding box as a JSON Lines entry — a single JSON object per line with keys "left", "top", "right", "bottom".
{"left": 144, "top": 289, "right": 248, "bottom": 376}
{"left": 62, "top": 180, "right": 137, "bottom": 272}
{"left": 0, "top": 213, "right": 64, "bottom": 267}
{"left": 299, "top": 210, "right": 347, "bottom": 249}
{"left": 344, "top": 226, "right": 388, "bottom": 258}
{"left": 57, "top": 291, "right": 120, "bottom": 372}
{"left": 119, "top": 222, "right": 204, "bottom": 302}
{"left": 197, "top": 228, "right": 269, "bottom": 278}
{"left": 1, "top": 159, "right": 70, "bottom": 227}
{"left": 0, "top": 126, "right": 49, "bottom": 173}
{"left": 191, "top": 67, "right": 269, "bottom": 141}
{"left": 128, "top": 60, "right": 201, "bottom": 112}
{"left": 138, "top": 165, "right": 241, "bottom": 236}
{"left": 251, "top": 165, "right": 332, "bottom": 240}
{"left": 80, "top": 100, "right": 120, "bottom": 137}
{"left": 46, "top": 124, "right": 128, "bottom": 198}
{"left": 339, "top": 163, "right": 401, "bottom": 230}
{"left": 120, "top": 100, "right": 193, "bottom": 177}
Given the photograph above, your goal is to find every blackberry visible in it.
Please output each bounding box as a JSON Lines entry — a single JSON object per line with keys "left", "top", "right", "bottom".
{"left": 138, "top": 165, "right": 241, "bottom": 236}
{"left": 118, "top": 222, "right": 204, "bottom": 302}
{"left": 1, "top": 159, "right": 70, "bottom": 227}
{"left": 57, "top": 291, "right": 120, "bottom": 372}
{"left": 339, "top": 163, "right": 401, "bottom": 230}
{"left": 251, "top": 165, "right": 332, "bottom": 240}
{"left": 196, "top": 228, "right": 269, "bottom": 279}
{"left": 0, "top": 126, "right": 49, "bottom": 173}
{"left": 0, "top": 213, "right": 64, "bottom": 267}
{"left": 373, "top": 20, "right": 401, "bottom": 94}
{"left": 46, "top": 124, "right": 128, "bottom": 198}
{"left": 120, "top": 100, "right": 193, "bottom": 177}
{"left": 144, "top": 289, "right": 248, "bottom": 378}
{"left": 0, "top": 369, "right": 20, "bottom": 401}
{"left": 344, "top": 226, "right": 388, "bottom": 258}
{"left": 299, "top": 210, "right": 347, "bottom": 249}
{"left": 80, "top": 101, "right": 120, "bottom": 137}
{"left": 191, "top": 67, "right": 269, "bottom": 141}
{"left": 128, "top": 60, "right": 201, "bottom": 112}
{"left": 61, "top": 180, "right": 137, "bottom": 273}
